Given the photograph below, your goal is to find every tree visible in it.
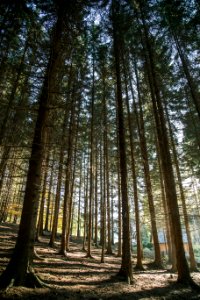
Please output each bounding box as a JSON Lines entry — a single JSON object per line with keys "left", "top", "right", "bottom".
{"left": 0, "top": 0, "right": 84, "bottom": 288}
{"left": 133, "top": 0, "right": 198, "bottom": 287}
{"left": 112, "top": 0, "right": 134, "bottom": 284}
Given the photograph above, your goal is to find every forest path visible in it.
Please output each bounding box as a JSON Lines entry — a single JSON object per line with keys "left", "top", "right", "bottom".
{"left": 0, "top": 222, "right": 200, "bottom": 299}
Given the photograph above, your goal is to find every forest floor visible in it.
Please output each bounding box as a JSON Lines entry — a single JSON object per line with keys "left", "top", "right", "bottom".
{"left": 0, "top": 223, "right": 200, "bottom": 299}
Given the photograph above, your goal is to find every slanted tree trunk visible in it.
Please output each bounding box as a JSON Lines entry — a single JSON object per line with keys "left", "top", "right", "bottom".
{"left": 136, "top": 0, "right": 196, "bottom": 285}
{"left": 0, "top": 4, "right": 67, "bottom": 288}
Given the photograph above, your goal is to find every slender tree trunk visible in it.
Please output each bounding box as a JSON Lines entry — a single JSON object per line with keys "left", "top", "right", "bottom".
{"left": 60, "top": 94, "right": 76, "bottom": 256}
{"left": 102, "top": 70, "right": 112, "bottom": 255}
{"left": 122, "top": 58, "right": 143, "bottom": 270}
{"left": 86, "top": 49, "right": 95, "bottom": 259}
{"left": 117, "top": 159, "right": 122, "bottom": 257}
{"left": 77, "top": 156, "right": 82, "bottom": 238}
{"left": 82, "top": 164, "right": 89, "bottom": 252}
{"left": 49, "top": 146, "right": 64, "bottom": 246}
{"left": 94, "top": 142, "right": 98, "bottom": 246}
{"left": 132, "top": 61, "right": 162, "bottom": 268}
{"left": 36, "top": 150, "right": 50, "bottom": 240}
{"left": 101, "top": 141, "right": 106, "bottom": 263}
{"left": 44, "top": 152, "right": 55, "bottom": 232}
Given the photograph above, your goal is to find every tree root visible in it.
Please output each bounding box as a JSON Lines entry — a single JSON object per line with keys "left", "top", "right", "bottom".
{"left": 105, "top": 250, "right": 113, "bottom": 255}
{"left": 134, "top": 264, "right": 145, "bottom": 271}
{"left": 0, "top": 268, "right": 49, "bottom": 291}
{"left": 59, "top": 249, "right": 68, "bottom": 257}
{"left": 146, "top": 261, "right": 164, "bottom": 270}
{"left": 177, "top": 277, "right": 200, "bottom": 291}
{"left": 25, "top": 269, "right": 49, "bottom": 288}
{"left": 85, "top": 254, "right": 94, "bottom": 259}
{"left": 33, "top": 249, "right": 44, "bottom": 260}
{"left": 190, "top": 267, "right": 199, "bottom": 272}
{"left": 114, "top": 271, "right": 135, "bottom": 285}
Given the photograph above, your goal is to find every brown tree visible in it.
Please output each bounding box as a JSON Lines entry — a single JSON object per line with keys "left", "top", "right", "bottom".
{"left": 112, "top": 0, "right": 134, "bottom": 284}
{"left": 0, "top": 1, "right": 83, "bottom": 288}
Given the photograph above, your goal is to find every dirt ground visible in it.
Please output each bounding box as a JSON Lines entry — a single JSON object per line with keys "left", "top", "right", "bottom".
{"left": 0, "top": 223, "right": 200, "bottom": 299}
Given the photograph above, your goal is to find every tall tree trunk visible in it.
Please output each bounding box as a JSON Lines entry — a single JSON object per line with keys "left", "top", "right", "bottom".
{"left": 94, "top": 142, "right": 99, "bottom": 246}
{"left": 112, "top": 0, "right": 134, "bottom": 284}
{"left": 156, "top": 138, "right": 177, "bottom": 270}
{"left": 122, "top": 56, "right": 143, "bottom": 270}
{"left": 86, "top": 48, "right": 95, "bottom": 259}
{"left": 60, "top": 93, "right": 76, "bottom": 256}
{"left": 102, "top": 69, "right": 112, "bottom": 255}
{"left": 101, "top": 141, "right": 106, "bottom": 263}
{"left": 82, "top": 164, "right": 89, "bottom": 252}
{"left": 136, "top": 0, "right": 195, "bottom": 285}
{"left": 132, "top": 61, "right": 162, "bottom": 268}
{"left": 49, "top": 64, "right": 72, "bottom": 247}
{"left": 49, "top": 146, "right": 64, "bottom": 246}
{"left": 116, "top": 158, "right": 122, "bottom": 257}
{"left": 77, "top": 156, "right": 83, "bottom": 238}
{"left": 36, "top": 149, "right": 50, "bottom": 240}
{"left": 0, "top": 5, "right": 66, "bottom": 288}
{"left": 164, "top": 103, "right": 197, "bottom": 271}
{"left": 44, "top": 151, "right": 55, "bottom": 232}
